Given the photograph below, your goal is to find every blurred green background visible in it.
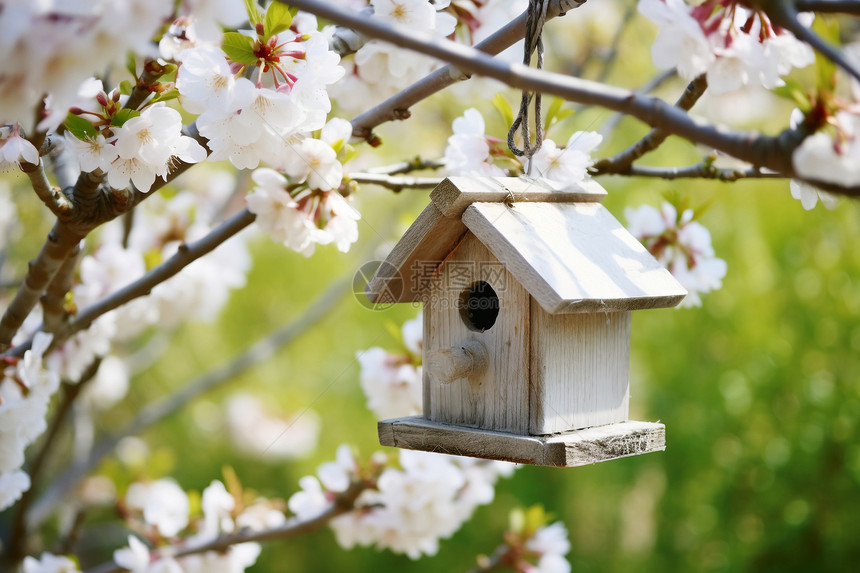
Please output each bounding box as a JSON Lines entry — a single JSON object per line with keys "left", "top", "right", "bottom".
{"left": 4, "top": 0, "right": 860, "bottom": 571}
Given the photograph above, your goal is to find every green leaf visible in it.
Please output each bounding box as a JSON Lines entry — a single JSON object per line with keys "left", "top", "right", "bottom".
{"left": 244, "top": 0, "right": 263, "bottom": 27}
{"left": 264, "top": 1, "right": 293, "bottom": 39}
{"left": 543, "top": 97, "right": 573, "bottom": 132}
{"left": 150, "top": 89, "right": 180, "bottom": 104}
{"left": 772, "top": 79, "right": 811, "bottom": 110}
{"left": 126, "top": 51, "right": 137, "bottom": 78}
{"left": 119, "top": 80, "right": 134, "bottom": 96}
{"left": 491, "top": 93, "right": 513, "bottom": 129}
{"left": 222, "top": 32, "right": 258, "bottom": 65}
{"left": 110, "top": 108, "right": 140, "bottom": 127}
{"left": 64, "top": 114, "right": 97, "bottom": 139}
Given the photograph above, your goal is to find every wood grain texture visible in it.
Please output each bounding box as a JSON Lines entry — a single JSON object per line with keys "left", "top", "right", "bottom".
{"left": 430, "top": 176, "right": 606, "bottom": 218}
{"left": 424, "top": 233, "right": 530, "bottom": 434}
{"left": 462, "top": 202, "right": 687, "bottom": 313}
{"left": 530, "top": 304, "right": 630, "bottom": 434}
{"left": 378, "top": 416, "right": 666, "bottom": 467}
{"left": 365, "top": 201, "right": 467, "bottom": 304}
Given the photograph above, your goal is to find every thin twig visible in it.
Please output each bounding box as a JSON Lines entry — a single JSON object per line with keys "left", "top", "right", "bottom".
{"left": 348, "top": 0, "right": 588, "bottom": 142}
{"left": 366, "top": 157, "right": 445, "bottom": 176}
{"left": 288, "top": 0, "right": 860, "bottom": 196}
{"left": 84, "top": 479, "right": 368, "bottom": 573}
{"left": 594, "top": 74, "right": 709, "bottom": 173}
{"left": 600, "top": 161, "right": 786, "bottom": 182}
{"left": 349, "top": 172, "right": 442, "bottom": 191}
{"left": 794, "top": 0, "right": 860, "bottom": 16}
{"left": 27, "top": 276, "right": 349, "bottom": 527}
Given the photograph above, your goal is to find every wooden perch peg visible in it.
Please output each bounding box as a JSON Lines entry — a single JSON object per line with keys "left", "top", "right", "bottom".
{"left": 427, "top": 339, "right": 488, "bottom": 391}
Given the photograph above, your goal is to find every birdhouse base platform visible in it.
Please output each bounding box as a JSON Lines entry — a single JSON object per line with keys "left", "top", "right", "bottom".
{"left": 378, "top": 416, "right": 665, "bottom": 468}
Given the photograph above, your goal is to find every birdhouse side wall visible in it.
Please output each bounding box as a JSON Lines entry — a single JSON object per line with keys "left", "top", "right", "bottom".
{"left": 423, "top": 232, "right": 531, "bottom": 434}
{"left": 529, "top": 302, "right": 631, "bottom": 435}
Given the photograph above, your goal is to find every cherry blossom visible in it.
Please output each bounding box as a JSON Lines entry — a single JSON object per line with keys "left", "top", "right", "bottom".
{"left": 638, "top": 0, "right": 813, "bottom": 95}
{"left": 444, "top": 108, "right": 507, "bottom": 177}
{"left": 125, "top": 478, "right": 191, "bottom": 537}
{"left": 0, "top": 125, "right": 39, "bottom": 170}
{"left": 22, "top": 553, "right": 80, "bottom": 573}
{"left": 531, "top": 131, "right": 602, "bottom": 189}
{"left": 107, "top": 105, "right": 207, "bottom": 192}
{"left": 0, "top": 0, "right": 173, "bottom": 131}
{"left": 112, "top": 535, "right": 151, "bottom": 573}
{"left": 526, "top": 522, "right": 573, "bottom": 573}
{"left": 625, "top": 202, "right": 727, "bottom": 307}
{"left": 246, "top": 167, "right": 360, "bottom": 257}
{"left": 792, "top": 110, "right": 860, "bottom": 191}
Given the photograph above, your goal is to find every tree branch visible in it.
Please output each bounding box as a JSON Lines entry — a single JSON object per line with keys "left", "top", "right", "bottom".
{"left": 20, "top": 159, "right": 74, "bottom": 218}
{"left": 347, "top": 0, "right": 588, "bottom": 142}
{"left": 84, "top": 479, "right": 368, "bottom": 573}
{"left": 794, "top": 0, "right": 860, "bottom": 15}
{"left": 596, "top": 161, "right": 786, "bottom": 182}
{"left": 27, "top": 276, "right": 349, "bottom": 528}
{"left": 290, "top": 0, "right": 860, "bottom": 196}
{"left": 40, "top": 243, "right": 81, "bottom": 334}
{"left": 0, "top": 223, "right": 84, "bottom": 352}
{"left": 349, "top": 172, "right": 442, "bottom": 191}
{"left": 594, "top": 74, "right": 708, "bottom": 173}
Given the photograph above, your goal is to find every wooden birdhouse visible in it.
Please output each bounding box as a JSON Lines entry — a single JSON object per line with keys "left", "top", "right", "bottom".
{"left": 366, "top": 177, "right": 687, "bottom": 467}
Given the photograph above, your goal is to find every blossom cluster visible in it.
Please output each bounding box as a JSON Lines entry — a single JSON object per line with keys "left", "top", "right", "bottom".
{"left": 0, "top": 0, "right": 173, "bottom": 132}
{"left": 0, "top": 333, "right": 57, "bottom": 511}
{"left": 112, "top": 477, "right": 283, "bottom": 573}
{"left": 638, "top": 0, "right": 814, "bottom": 95}
{"left": 289, "top": 444, "right": 515, "bottom": 559}
{"left": 443, "top": 108, "right": 602, "bottom": 190}
{"left": 356, "top": 313, "right": 423, "bottom": 419}
{"left": 625, "top": 201, "right": 727, "bottom": 307}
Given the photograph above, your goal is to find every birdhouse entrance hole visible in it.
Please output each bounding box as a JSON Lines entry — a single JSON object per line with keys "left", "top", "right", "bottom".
{"left": 459, "top": 280, "right": 499, "bottom": 332}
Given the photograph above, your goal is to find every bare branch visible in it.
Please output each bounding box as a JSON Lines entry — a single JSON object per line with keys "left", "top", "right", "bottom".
{"left": 595, "top": 74, "right": 708, "bottom": 173}
{"left": 794, "top": 0, "right": 860, "bottom": 15}
{"left": 365, "top": 157, "right": 445, "bottom": 175}
{"left": 0, "top": 223, "right": 84, "bottom": 352}
{"left": 290, "top": 0, "right": 860, "bottom": 196}
{"left": 84, "top": 479, "right": 368, "bottom": 573}
{"left": 597, "top": 161, "right": 786, "bottom": 182}
{"left": 348, "top": 0, "right": 588, "bottom": 142}
{"left": 41, "top": 243, "right": 81, "bottom": 334}
{"left": 349, "top": 172, "right": 442, "bottom": 191}
{"left": 27, "top": 276, "right": 349, "bottom": 527}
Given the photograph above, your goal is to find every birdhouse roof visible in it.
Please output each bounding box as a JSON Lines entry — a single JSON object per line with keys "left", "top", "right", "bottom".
{"left": 366, "top": 177, "right": 686, "bottom": 313}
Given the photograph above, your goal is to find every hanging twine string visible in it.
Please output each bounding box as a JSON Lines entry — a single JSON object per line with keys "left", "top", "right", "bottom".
{"left": 507, "top": 0, "right": 550, "bottom": 175}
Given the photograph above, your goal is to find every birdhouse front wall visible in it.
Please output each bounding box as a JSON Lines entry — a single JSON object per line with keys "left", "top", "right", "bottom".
{"left": 529, "top": 303, "right": 631, "bottom": 435}
{"left": 423, "top": 232, "right": 531, "bottom": 434}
